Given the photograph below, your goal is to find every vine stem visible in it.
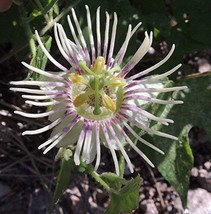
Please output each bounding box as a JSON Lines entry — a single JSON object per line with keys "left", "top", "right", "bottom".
{"left": 40, "top": 0, "right": 83, "bottom": 36}
{"left": 87, "top": 165, "right": 111, "bottom": 192}
{"left": 34, "top": 0, "right": 50, "bottom": 23}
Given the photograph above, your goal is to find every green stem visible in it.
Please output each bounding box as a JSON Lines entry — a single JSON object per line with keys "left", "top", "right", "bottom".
{"left": 34, "top": 0, "right": 50, "bottom": 23}
{"left": 78, "top": 61, "right": 96, "bottom": 76}
{"left": 87, "top": 166, "right": 111, "bottom": 192}
{"left": 40, "top": 6, "right": 69, "bottom": 35}
{"left": 93, "top": 76, "right": 101, "bottom": 115}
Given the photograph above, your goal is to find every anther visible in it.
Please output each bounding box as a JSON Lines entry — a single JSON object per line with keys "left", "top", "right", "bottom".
{"left": 73, "top": 93, "right": 88, "bottom": 107}
{"left": 93, "top": 56, "right": 105, "bottom": 74}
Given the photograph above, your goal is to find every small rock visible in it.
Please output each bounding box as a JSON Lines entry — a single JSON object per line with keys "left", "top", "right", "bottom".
{"left": 156, "top": 182, "right": 168, "bottom": 192}
{"left": 191, "top": 167, "right": 199, "bottom": 177}
{"left": 198, "top": 59, "right": 211, "bottom": 73}
{"left": 140, "top": 199, "right": 158, "bottom": 214}
{"left": 149, "top": 188, "right": 156, "bottom": 198}
{"left": 204, "top": 161, "right": 211, "bottom": 170}
{"left": 198, "top": 169, "right": 207, "bottom": 178}
{"left": 173, "top": 197, "right": 184, "bottom": 214}
{"left": 198, "top": 169, "right": 211, "bottom": 192}
{"left": 187, "top": 188, "right": 211, "bottom": 214}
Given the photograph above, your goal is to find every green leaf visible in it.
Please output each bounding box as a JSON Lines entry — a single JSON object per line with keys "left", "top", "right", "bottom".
{"left": 139, "top": 73, "right": 211, "bottom": 207}
{"left": 76, "top": 160, "right": 88, "bottom": 173}
{"left": 105, "top": 175, "right": 142, "bottom": 214}
{"left": 53, "top": 148, "right": 75, "bottom": 204}
{"left": 100, "top": 172, "right": 126, "bottom": 191}
{"left": 28, "top": 35, "right": 52, "bottom": 80}
{"left": 87, "top": 166, "right": 141, "bottom": 213}
{"left": 73, "top": 0, "right": 140, "bottom": 60}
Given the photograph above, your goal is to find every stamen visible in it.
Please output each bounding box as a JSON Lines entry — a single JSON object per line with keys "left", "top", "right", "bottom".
{"left": 73, "top": 93, "right": 89, "bottom": 107}
{"left": 116, "top": 87, "right": 124, "bottom": 111}
{"left": 78, "top": 61, "right": 96, "bottom": 75}
{"left": 106, "top": 77, "right": 126, "bottom": 87}
{"left": 89, "top": 77, "right": 104, "bottom": 90}
{"left": 93, "top": 56, "right": 105, "bottom": 73}
{"left": 101, "top": 93, "right": 116, "bottom": 112}
{"left": 69, "top": 73, "right": 87, "bottom": 85}
{"left": 93, "top": 76, "right": 101, "bottom": 115}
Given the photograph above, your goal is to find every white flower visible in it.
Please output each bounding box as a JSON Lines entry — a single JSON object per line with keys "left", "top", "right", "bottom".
{"left": 10, "top": 5, "right": 186, "bottom": 175}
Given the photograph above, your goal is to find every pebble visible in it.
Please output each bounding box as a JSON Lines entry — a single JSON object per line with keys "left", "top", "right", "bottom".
{"left": 191, "top": 167, "right": 199, "bottom": 177}
{"left": 187, "top": 188, "right": 211, "bottom": 214}
{"left": 204, "top": 161, "right": 211, "bottom": 170}
{"left": 140, "top": 199, "right": 159, "bottom": 214}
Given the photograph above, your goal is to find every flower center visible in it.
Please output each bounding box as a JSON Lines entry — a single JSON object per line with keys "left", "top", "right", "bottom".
{"left": 69, "top": 56, "right": 125, "bottom": 120}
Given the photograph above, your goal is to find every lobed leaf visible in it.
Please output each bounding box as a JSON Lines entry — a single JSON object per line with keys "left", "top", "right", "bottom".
{"left": 105, "top": 175, "right": 142, "bottom": 214}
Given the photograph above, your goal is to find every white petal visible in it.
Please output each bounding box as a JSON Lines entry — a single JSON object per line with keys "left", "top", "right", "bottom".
{"left": 51, "top": 116, "right": 83, "bottom": 148}
{"left": 43, "top": 115, "right": 81, "bottom": 153}
{"left": 10, "top": 87, "right": 58, "bottom": 95}
{"left": 10, "top": 80, "right": 65, "bottom": 87}
{"left": 128, "top": 44, "right": 176, "bottom": 80}
{"left": 22, "top": 62, "right": 65, "bottom": 81}
{"left": 25, "top": 100, "right": 60, "bottom": 107}
{"left": 107, "top": 12, "right": 118, "bottom": 67}
{"left": 54, "top": 24, "right": 75, "bottom": 65}
{"left": 101, "top": 122, "right": 120, "bottom": 175}
{"left": 85, "top": 5, "right": 96, "bottom": 63}
{"left": 35, "top": 30, "right": 69, "bottom": 72}
{"left": 120, "top": 31, "right": 152, "bottom": 77}
{"left": 142, "top": 64, "right": 182, "bottom": 83}
{"left": 114, "top": 121, "right": 155, "bottom": 167}
{"left": 15, "top": 110, "right": 55, "bottom": 118}
{"left": 103, "top": 12, "right": 110, "bottom": 60}
{"left": 74, "top": 124, "right": 86, "bottom": 165}
{"left": 71, "top": 8, "right": 90, "bottom": 64}
{"left": 121, "top": 120, "right": 164, "bottom": 154}
{"left": 96, "top": 7, "right": 101, "bottom": 56}
{"left": 107, "top": 122, "right": 134, "bottom": 173}
{"left": 114, "top": 24, "right": 132, "bottom": 66}
{"left": 82, "top": 122, "right": 96, "bottom": 164}
{"left": 23, "top": 115, "right": 66, "bottom": 135}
